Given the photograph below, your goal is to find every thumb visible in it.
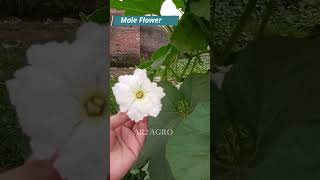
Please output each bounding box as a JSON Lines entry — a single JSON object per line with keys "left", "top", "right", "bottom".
{"left": 110, "top": 112, "right": 129, "bottom": 129}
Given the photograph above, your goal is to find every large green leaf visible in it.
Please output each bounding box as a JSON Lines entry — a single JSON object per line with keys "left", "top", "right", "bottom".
{"left": 211, "top": 75, "right": 234, "bottom": 179}
{"left": 137, "top": 60, "right": 153, "bottom": 69}
{"left": 166, "top": 101, "right": 210, "bottom": 180}
{"left": 136, "top": 73, "right": 209, "bottom": 180}
{"left": 216, "top": 37, "right": 320, "bottom": 179}
{"left": 138, "top": 44, "right": 178, "bottom": 70}
{"left": 110, "top": 0, "right": 164, "bottom": 15}
{"left": 189, "top": 0, "right": 210, "bottom": 20}
{"left": 179, "top": 73, "right": 210, "bottom": 109}
{"left": 170, "top": 13, "right": 209, "bottom": 52}
{"left": 134, "top": 81, "right": 181, "bottom": 180}
{"left": 139, "top": 44, "right": 179, "bottom": 70}
{"left": 151, "top": 44, "right": 178, "bottom": 70}
{"left": 248, "top": 123, "right": 320, "bottom": 180}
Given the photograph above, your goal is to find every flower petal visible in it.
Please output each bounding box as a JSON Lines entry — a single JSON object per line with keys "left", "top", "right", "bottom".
{"left": 26, "top": 23, "right": 108, "bottom": 99}
{"left": 6, "top": 67, "right": 81, "bottom": 157}
{"left": 55, "top": 121, "right": 107, "bottom": 180}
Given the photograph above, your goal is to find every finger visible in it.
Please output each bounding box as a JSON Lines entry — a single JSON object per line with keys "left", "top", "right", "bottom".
{"left": 25, "top": 153, "right": 44, "bottom": 164}
{"left": 27, "top": 149, "right": 60, "bottom": 168}
{"left": 124, "top": 120, "right": 135, "bottom": 129}
{"left": 114, "top": 127, "right": 126, "bottom": 150}
{"left": 25, "top": 156, "right": 47, "bottom": 166}
{"left": 121, "top": 126, "right": 141, "bottom": 157}
{"left": 49, "top": 169, "right": 65, "bottom": 180}
{"left": 110, "top": 129, "right": 120, "bottom": 152}
{"left": 134, "top": 117, "right": 148, "bottom": 147}
{"left": 110, "top": 112, "right": 129, "bottom": 129}
{"left": 48, "top": 149, "right": 59, "bottom": 164}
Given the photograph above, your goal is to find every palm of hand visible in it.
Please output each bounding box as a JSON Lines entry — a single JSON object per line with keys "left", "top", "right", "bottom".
{"left": 110, "top": 113, "right": 148, "bottom": 180}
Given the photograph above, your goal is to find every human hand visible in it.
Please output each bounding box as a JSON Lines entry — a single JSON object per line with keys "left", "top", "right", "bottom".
{"left": 0, "top": 153, "right": 63, "bottom": 180}
{"left": 110, "top": 112, "right": 148, "bottom": 180}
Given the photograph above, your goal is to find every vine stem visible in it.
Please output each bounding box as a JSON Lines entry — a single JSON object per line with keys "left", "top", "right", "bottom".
{"left": 161, "top": 67, "right": 168, "bottom": 81}
{"left": 169, "top": 66, "right": 180, "bottom": 80}
{"left": 218, "top": 0, "right": 258, "bottom": 65}
{"left": 161, "top": 26, "right": 174, "bottom": 35}
{"left": 190, "top": 55, "right": 199, "bottom": 73}
{"left": 211, "top": 0, "right": 216, "bottom": 65}
{"left": 257, "top": 0, "right": 277, "bottom": 39}
{"left": 179, "top": 56, "right": 193, "bottom": 80}
{"left": 190, "top": 50, "right": 210, "bottom": 58}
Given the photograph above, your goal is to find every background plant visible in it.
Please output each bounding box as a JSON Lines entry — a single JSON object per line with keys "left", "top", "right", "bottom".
{"left": 212, "top": 0, "right": 320, "bottom": 180}
{"left": 213, "top": 0, "right": 320, "bottom": 65}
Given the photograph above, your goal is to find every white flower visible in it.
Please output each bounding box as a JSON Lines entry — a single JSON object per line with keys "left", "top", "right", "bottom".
{"left": 112, "top": 69, "right": 165, "bottom": 122}
{"left": 160, "top": 0, "right": 183, "bottom": 18}
{"left": 6, "top": 23, "right": 108, "bottom": 180}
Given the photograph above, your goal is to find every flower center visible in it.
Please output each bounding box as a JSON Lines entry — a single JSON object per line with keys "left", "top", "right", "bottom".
{"left": 136, "top": 91, "right": 144, "bottom": 99}
{"left": 84, "top": 94, "right": 106, "bottom": 117}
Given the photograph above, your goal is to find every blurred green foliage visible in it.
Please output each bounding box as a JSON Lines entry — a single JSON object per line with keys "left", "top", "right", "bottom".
{"left": 0, "top": 0, "right": 98, "bottom": 17}
{"left": 0, "top": 43, "right": 30, "bottom": 170}
{"left": 213, "top": 0, "right": 320, "bottom": 60}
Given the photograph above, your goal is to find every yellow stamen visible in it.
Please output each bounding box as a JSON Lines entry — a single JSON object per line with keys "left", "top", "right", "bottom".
{"left": 136, "top": 91, "right": 144, "bottom": 99}
{"left": 84, "top": 95, "right": 106, "bottom": 117}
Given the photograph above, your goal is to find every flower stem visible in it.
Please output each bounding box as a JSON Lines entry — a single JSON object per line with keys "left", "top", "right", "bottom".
{"left": 161, "top": 67, "right": 168, "bottom": 81}
{"left": 211, "top": 0, "right": 216, "bottom": 65}
{"left": 169, "top": 66, "right": 180, "bottom": 81}
{"left": 257, "top": 0, "right": 277, "bottom": 39}
{"left": 190, "top": 50, "right": 210, "bottom": 58}
{"left": 218, "top": 0, "right": 258, "bottom": 65}
{"left": 190, "top": 55, "right": 198, "bottom": 73}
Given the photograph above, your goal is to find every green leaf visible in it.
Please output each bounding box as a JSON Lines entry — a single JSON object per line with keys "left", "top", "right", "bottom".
{"left": 136, "top": 73, "right": 209, "bottom": 180}
{"left": 173, "top": 0, "right": 185, "bottom": 11}
{"left": 211, "top": 76, "right": 234, "bottom": 179}
{"left": 135, "top": 81, "right": 181, "bottom": 180}
{"left": 189, "top": 0, "right": 210, "bottom": 20}
{"left": 137, "top": 60, "right": 153, "bottom": 69}
{"left": 218, "top": 37, "right": 320, "bottom": 179}
{"left": 166, "top": 102, "right": 210, "bottom": 180}
{"left": 110, "top": 0, "right": 164, "bottom": 15}
{"left": 170, "top": 13, "right": 209, "bottom": 53}
{"left": 138, "top": 44, "right": 179, "bottom": 70}
{"left": 179, "top": 73, "right": 210, "bottom": 109}
{"left": 248, "top": 123, "right": 320, "bottom": 180}
{"left": 150, "top": 44, "right": 179, "bottom": 70}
